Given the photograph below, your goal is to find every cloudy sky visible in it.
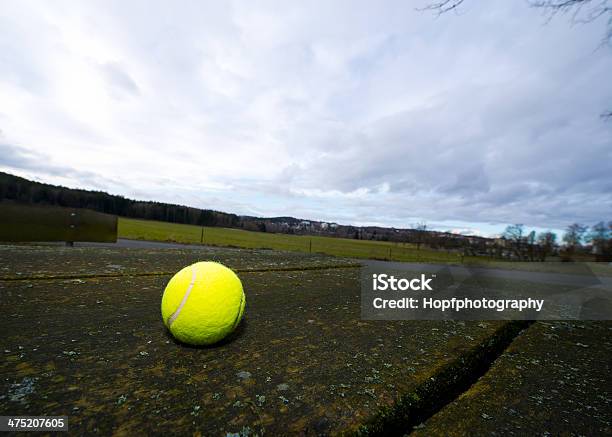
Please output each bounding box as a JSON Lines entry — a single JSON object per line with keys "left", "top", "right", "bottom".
{"left": 1, "top": 0, "right": 610, "bottom": 236}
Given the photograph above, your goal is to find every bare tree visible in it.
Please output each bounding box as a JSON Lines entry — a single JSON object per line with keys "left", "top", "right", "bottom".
{"left": 503, "top": 224, "right": 526, "bottom": 259}
{"left": 563, "top": 222, "right": 588, "bottom": 250}
{"left": 413, "top": 222, "right": 428, "bottom": 250}
{"left": 537, "top": 231, "right": 557, "bottom": 260}
{"left": 417, "top": 0, "right": 465, "bottom": 15}
{"left": 419, "top": 0, "right": 612, "bottom": 118}
{"left": 531, "top": 1, "right": 612, "bottom": 120}
{"left": 529, "top": 0, "right": 612, "bottom": 46}
{"left": 588, "top": 221, "right": 611, "bottom": 257}
{"left": 526, "top": 229, "right": 537, "bottom": 260}
{"left": 421, "top": 0, "right": 611, "bottom": 42}
{"left": 503, "top": 223, "right": 525, "bottom": 241}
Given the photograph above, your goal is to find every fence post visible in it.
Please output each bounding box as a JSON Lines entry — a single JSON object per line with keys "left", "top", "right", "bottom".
{"left": 200, "top": 227, "right": 204, "bottom": 244}
{"left": 66, "top": 211, "right": 77, "bottom": 247}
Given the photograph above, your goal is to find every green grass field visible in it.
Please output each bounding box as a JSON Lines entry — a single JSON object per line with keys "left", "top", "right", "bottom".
{"left": 118, "top": 217, "right": 464, "bottom": 263}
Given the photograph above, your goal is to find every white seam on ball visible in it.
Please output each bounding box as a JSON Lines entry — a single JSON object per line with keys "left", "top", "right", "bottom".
{"left": 167, "top": 266, "right": 197, "bottom": 327}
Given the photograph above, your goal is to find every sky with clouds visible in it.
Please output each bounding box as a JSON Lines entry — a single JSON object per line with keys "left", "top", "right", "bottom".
{"left": 1, "top": 0, "right": 610, "bottom": 237}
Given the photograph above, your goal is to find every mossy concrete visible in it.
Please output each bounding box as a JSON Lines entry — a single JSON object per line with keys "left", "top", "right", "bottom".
{"left": 1, "top": 245, "right": 510, "bottom": 436}
{"left": 0, "top": 244, "right": 354, "bottom": 280}
{"left": 411, "top": 321, "right": 612, "bottom": 436}
{"left": 3, "top": 245, "right": 607, "bottom": 436}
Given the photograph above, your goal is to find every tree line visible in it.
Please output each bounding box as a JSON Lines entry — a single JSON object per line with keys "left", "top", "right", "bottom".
{"left": 0, "top": 172, "right": 240, "bottom": 228}
{"left": 502, "top": 222, "right": 612, "bottom": 261}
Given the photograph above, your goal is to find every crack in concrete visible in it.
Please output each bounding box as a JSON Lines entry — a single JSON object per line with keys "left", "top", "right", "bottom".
{"left": 347, "top": 320, "right": 534, "bottom": 437}
{"left": 0, "top": 263, "right": 362, "bottom": 282}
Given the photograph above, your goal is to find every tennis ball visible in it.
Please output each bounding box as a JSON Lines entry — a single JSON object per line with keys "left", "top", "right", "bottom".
{"left": 161, "top": 261, "right": 246, "bottom": 346}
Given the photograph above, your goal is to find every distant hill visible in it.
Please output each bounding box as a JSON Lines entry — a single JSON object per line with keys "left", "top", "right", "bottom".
{"left": 0, "top": 171, "right": 489, "bottom": 249}
{"left": 0, "top": 172, "right": 348, "bottom": 231}
{"left": 0, "top": 171, "right": 241, "bottom": 227}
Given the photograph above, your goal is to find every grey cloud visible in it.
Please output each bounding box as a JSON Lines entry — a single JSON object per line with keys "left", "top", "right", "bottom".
{"left": 265, "top": 62, "right": 612, "bottom": 228}
{"left": 439, "top": 165, "right": 490, "bottom": 196}
{"left": 0, "top": 142, "right": 111, "bottom": 190}
{"left": 0, "top": 1, "right": 610, "bottom": 234}
{"left": 101, "top": 62, "right": 140, "bottom": 96}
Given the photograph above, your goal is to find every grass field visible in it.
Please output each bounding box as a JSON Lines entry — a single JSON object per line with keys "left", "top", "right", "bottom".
{"left": 117, "top": 218, "right": 612, "bottom": 275}
{"left": 118, "top": 217, "right": 465, "bottom": 263}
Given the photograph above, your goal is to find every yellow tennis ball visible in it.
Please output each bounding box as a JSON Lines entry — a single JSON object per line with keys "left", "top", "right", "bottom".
{"left": 161, "top": 261, "right": 246, "bottom": 346}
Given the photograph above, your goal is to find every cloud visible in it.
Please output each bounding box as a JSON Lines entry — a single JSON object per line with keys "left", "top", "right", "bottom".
{"left": 100, "top": 62, "right": 140, "bottom": 97}
{"left": 0, "top": 0, "right": 610, "bottom": 235}
{"left": 0, "top": 141, "right": 112, "bottom": 189}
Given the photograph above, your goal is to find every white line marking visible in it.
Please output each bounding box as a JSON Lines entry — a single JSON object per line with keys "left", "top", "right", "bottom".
{"left": 167, "top": 267, "right": 197, "bottom": 327}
